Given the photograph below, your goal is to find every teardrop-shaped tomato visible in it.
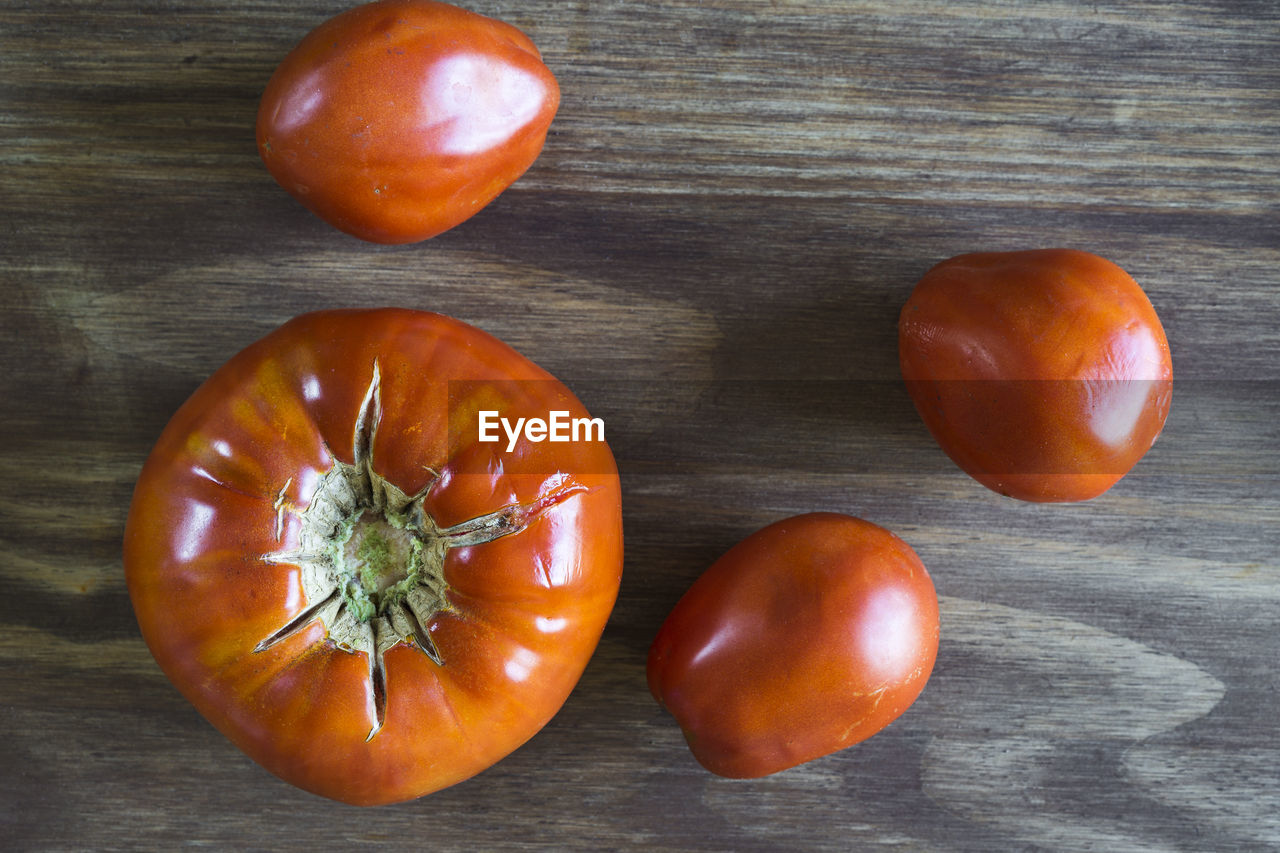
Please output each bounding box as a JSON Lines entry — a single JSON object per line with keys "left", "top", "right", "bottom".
{"left": 899, "top": 249, "right": 1172, "bottom": 502}
{"left": 256, "top": 1, "right": 559, "bottom": 244}
{"left": 648, "top": 513, "right": 939, "bottom": 778}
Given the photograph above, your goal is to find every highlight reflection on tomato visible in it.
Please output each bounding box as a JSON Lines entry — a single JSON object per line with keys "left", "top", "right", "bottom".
{"left": 647, "top": 513, "right": 940, "bottom": 779}
{"left": 256, "top": 0, "right": 560, "bottom": 244}
{"left": 124, "top": 309, "right": 622, "bottom": 805}
{"left": 899, "top": 249, "right": 1173, "bottom": 502}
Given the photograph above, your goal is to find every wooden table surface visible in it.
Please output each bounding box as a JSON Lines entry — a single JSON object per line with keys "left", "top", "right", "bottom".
{"left": 4, "top": 0, "right": 1278, "bottom": 849}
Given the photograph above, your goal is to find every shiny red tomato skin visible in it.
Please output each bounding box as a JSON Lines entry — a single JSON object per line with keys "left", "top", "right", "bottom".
{"left": 899, "top": 249, "right": 1173, "bottom": 502}
{"left": 647, "top": 513, "right": 940, "bottom": 779}
{"left": 256, "top": 0, "right": 560, "bottom": 244}
{"left": 124, "top": 309, "right": 622, "bottom": 805}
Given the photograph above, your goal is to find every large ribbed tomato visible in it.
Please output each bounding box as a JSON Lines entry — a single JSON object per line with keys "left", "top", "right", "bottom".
{"left": 124, "top": 309, "right": 622, "bottom": 805}
{"left": 256, "top": 0, "right": 559, "bottom": 244}
{"left": 647, "top": 513, "right": 939, "bottom": 778}
{"left": 899, "top": 249, "right": 1172, "bottom": 502}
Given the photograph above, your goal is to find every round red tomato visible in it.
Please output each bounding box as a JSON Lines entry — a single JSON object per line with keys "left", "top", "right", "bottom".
{"left": 647, "top": 513, "right": 939, "bottom": 778}
{"left": 124, "top": 309, "right": 622, "bottom": 805}
{"left": 899, "top": 249, "right": 1173, "bottom": 502}
{"left": 256, "top": 0, "right": 560, "bottom": 244}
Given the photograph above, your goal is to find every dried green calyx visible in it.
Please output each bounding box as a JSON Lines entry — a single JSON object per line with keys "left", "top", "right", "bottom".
{"left": 255, "top": 362, "right": 583, "bottom": 741}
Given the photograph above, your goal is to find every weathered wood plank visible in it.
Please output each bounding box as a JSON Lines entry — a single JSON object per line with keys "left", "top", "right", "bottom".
{"left": 2, "top": 0, "right": 1277, "bottom": 849}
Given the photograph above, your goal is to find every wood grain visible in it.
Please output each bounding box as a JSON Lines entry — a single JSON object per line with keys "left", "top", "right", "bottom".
{"left": 2, "top": 0, "right": 1278, "bottom": 849}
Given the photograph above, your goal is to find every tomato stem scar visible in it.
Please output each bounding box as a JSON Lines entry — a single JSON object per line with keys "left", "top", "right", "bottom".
{"left": 258, "top": 362, "right": 583, "bottom": 740}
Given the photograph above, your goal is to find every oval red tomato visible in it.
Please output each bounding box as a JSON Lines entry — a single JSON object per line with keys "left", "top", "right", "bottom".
{"left": 899, "top": 249, "right": 1173, "bottom": 502}
{"left": 124, "top": 309, "right": 622, "bottom": 805}
{"left": 256, "top": 0, "right": 560, "bottom": 244}
{"left": 647, "top": 513, "right": 939, "bottom": 778}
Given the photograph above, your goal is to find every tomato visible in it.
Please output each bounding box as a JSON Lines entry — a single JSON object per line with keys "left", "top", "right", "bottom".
{"left": 124, "top": 309, "right": 622, "bottom": 805}
{"left": 256, "top": 0, "right": 560, "bottom": 244}
{"left": 647, "top": 513, "right": 939, "bottom": 779}
{"left": 898, "top": 249, "right": 1173, "bottom": 502}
